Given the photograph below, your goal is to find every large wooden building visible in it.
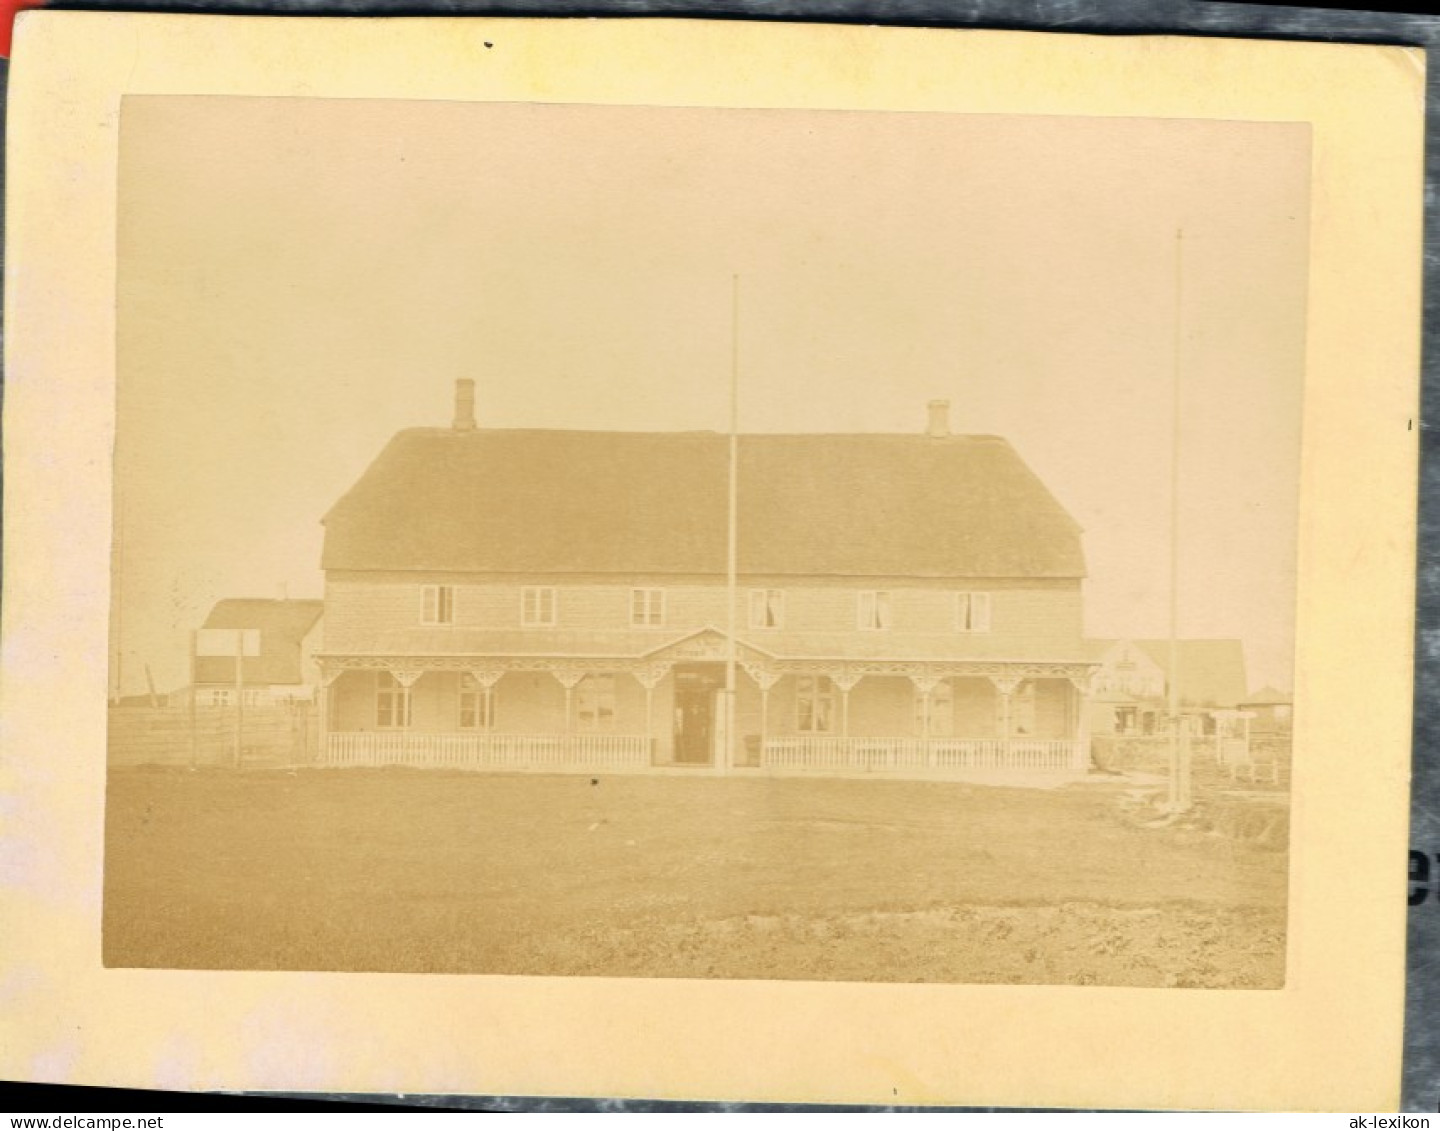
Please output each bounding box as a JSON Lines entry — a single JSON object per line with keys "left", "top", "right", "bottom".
{"left": 314, "top": 382, "right": 1100, "bottom": 775}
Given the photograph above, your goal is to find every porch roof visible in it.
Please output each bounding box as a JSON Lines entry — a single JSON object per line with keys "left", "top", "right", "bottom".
{"left": 318, "top": 626, "right": 1093, "bottom": 666}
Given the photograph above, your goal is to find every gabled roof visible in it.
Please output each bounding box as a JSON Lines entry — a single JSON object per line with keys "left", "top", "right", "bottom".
{"left": 1240, "top": 685, "right": 1292, "bottom": 707}
{"left": 195, "top": 599, "right": 323, "bottom": 686}
{"left": 1093, "top": 638, "right": 1249, "bottom": 707}
{"left": 321, "top": 428, "right": 1086, "bottom": 579}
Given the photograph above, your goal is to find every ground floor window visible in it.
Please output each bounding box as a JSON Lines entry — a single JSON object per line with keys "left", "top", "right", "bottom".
{"left": 458, "top": 673, "right": 495, "bottom": 730}
{"left": 1002, "top": 680, "right": 1036, "bottom": 736}
{"left": 376, "top": 671, "right": 411, "bottom": 728}
{"left": 796, "top": 675, "right": 836, "bottom": 733}
{"left": 575, "top": 674, "right": 617, "bottom": 731}
{"left": 914, "top": 679, "right": 955, "bottom": 736}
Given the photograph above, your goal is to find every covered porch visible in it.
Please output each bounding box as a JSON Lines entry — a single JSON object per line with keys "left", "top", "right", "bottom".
{"left": 314, "top": 639, "right": 1099, "bottom": 776}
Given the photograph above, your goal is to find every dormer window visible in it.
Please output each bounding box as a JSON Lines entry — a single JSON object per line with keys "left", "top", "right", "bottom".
{"left": 748, "top": 588, "right": 784, "bottom": 629}
{"left": 956, "top": 592, "right": 992, "bottom": 633}
{"left": 631, "top": 588, "right": 665, "bottom": 627}
{"left": 857, "top": 590, "right": 892, "bottom": 631}
{"left": 421, "top": 585, "right": 454, "bottom": 625}
{"left": 522, "top": 586, "right": 557, "bottom": 627}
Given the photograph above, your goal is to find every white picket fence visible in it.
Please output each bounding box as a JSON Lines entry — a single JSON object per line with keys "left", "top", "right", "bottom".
{"left": 762, "top": 736, "right": 1082, "bottom": 773}
{"left": 325, "top": 732, "right": 652, "bottom": 771}
{"left": 322, "top": 732, "right": 1083, "bottom": 775}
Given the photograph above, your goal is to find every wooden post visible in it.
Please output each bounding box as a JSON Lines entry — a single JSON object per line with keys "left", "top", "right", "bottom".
{"left": 188, "top": 630, "right": 198, "bottom": 768}
{"left": 759, "top": 686, "right": 769, "bottom": 767}
{"left": 233, "top": 632, "right": 244, "bottom": 769}
{"left": 908, "top": 673, "right": 940, "bottom": 769}
{"left": 991, "top": 675, "right": 1021, "bottom": 769}
{"left": 831, "top": 672, "right": 861, "bottom": 755}
{"left": 1071, "top": 676, "right": 1093, "bottom": 772}
{"left": 643, "top": 681, "right": 654, "bottom": 763}
{"left": 316, "top": 674, "right": 330, "bottom": 766}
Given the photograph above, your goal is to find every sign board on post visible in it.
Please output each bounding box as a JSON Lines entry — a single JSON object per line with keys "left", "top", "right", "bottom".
{"left": 196, "top": 628, "right": 261, "bottom": 657}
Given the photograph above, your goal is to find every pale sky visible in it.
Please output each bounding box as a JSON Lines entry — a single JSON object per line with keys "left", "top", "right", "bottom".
{"left": 114, "top": 97, "right": 1309, "bottom": 697}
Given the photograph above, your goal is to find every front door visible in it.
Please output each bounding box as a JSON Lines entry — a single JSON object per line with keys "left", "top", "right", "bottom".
{"left": 673, "top": 664, "right": 722, "bottom": 764}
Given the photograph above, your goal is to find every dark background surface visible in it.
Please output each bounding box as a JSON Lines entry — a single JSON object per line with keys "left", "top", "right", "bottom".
{"left": 1, "top": 0, "right": 1435, "bottom": 1114}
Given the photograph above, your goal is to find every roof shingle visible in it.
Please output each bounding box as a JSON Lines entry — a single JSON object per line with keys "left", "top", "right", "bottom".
{"left": 322, "top": 428, "right": 1086, "bottom": 579}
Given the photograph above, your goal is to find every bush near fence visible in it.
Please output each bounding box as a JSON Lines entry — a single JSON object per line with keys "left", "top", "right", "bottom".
{"left": 107, "top": 704, "right": 318, "bottom": 767}
{"left": 1091, "top": 734, "right": 1218, "bottom": 773}
{"left": 1090, "top": 733, "right": 1292, "bottom": 779}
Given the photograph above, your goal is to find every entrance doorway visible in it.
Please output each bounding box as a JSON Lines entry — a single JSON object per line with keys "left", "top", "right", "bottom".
{"left": 673, "top": 663, "right": 724, "bottom": 765}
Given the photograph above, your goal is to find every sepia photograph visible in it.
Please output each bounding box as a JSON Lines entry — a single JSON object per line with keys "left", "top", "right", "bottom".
{"left": 1, "top": 11, "right": 1423, "bottom": 1107}
{"left": 101, "top": 95, "right": 1308, "bottom": 987}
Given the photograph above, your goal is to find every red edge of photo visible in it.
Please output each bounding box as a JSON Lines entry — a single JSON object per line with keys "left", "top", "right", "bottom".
{"left": 1, "top": 0, "right": 47, "bottom": 57}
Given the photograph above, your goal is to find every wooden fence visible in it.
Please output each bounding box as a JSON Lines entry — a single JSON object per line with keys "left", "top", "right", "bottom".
{"left": 761, "top": 736, "right": 1083, "bottom": 773}
{"left": 108, "top": 703, "right": 318, "bottom": 767}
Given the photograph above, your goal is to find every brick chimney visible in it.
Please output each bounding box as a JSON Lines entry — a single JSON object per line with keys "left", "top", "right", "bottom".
{"left": 453, "top": 379, "right": 476, "bottom": 431}
{"left": 926, "top": 399, "right": 950, "bottom": 438}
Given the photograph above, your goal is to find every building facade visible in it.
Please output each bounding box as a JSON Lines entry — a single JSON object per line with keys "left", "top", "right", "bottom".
{"left": 314, "top": 383, "right": 1100, "bottom": 775}
{"left": 182, "top": 597, "right": 325, "bottom": 708}
{"left": 1088, "top": 638, "right": 1249, "bottom": 738}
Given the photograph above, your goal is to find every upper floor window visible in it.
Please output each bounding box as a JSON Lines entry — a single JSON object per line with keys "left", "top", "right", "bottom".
{"left": 630, "top": 588, "right": 666, "bottom": 628}
{"left": 375, "top": 671, "right": 412, "bottom": 729}
{"left": 458, "top": 673, "right": 495, "bottom": 730}
{"left": 796, "top": 675, "right": 836, "bottom": 734}
{"left": 748, "top": 588, "right": 784, "bottom": 629}
{"left": 421, "top": 584, "right": 455, "bottom": 625}
{"left": 857, "top": 590, "right": 892, "bottom": 631}
{"left": 956, "top": 592, "right": 992, "bottom": 633}
{"left": 575, "top": 674, "right": 617, "bottom": 732}
{"left": 522, "top": 586, "right": 557, "bottom": 627}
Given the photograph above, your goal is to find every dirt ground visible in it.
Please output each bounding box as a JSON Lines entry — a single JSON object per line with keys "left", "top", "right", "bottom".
{"left": 102, "top": 767, "right": 1288, "bottom": 987}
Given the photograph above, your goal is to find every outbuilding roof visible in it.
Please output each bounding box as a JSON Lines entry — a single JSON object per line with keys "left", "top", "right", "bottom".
{"left": 195, "top": 598, "right": 323, "bottom": 686}
{"left": 1240, "top": 685, "right": 1292, "bottom": 707}
{"left": 321, "top": 428, "right": 1086, "bottom": 579}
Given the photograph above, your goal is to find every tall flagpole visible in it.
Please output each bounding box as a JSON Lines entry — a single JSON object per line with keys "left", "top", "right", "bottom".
{"left": 1168, "top": 228, "right": 1189, "bottom": 812}
{"left": 724, "top": 275, "right": 740, "bottom": 775}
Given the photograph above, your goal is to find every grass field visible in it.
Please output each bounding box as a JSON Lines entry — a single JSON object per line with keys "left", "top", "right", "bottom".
{"left": 103, "top": 766, "right": 1288, "bottom": 986}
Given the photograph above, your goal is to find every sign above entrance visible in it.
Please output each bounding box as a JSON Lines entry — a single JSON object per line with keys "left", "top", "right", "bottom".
{"left": 656, "top": 631, "right": 731, "bottom": 662}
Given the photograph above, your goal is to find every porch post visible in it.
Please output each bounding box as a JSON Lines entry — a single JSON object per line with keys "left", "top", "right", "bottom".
{"left": 634, "top": 664, "right": 670, "bottom": 765}
{"left": 741, "top": 662, "right": 780, "bottom": 768}
{"left": 1068, "top": 673, "right": 1094, "bottom": 772}
{"left": 832, "top": 671, "right": 861, "bottom": 740}
{"left": 465, "top": 666, "right": 506, "bottom": 744}
{"left": 389, "top": 669, "right": 424, "bottom": 732}
{"left": 909, "top": 672, "right": 941, "bottom": 768}
{"left": 991, "top": 675, "right": 1022, "bottom": 767}
{"left": 552, "top": 669, "right": 585, "bottom": 734}
{"left": 316, "top": 662, "right": 341, "bottom": 765}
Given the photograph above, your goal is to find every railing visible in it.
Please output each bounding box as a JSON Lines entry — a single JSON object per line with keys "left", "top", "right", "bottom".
{"left": 324, "top": 732, "right": 652, "bottom": 771}
{"left": 762, "top": 736, "right": 1082, "bottom": 773}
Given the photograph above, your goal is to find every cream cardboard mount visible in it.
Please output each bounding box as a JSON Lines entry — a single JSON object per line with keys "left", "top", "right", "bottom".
{"left": 0, "top": 13, "right": 1424, "bottom": 1110}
